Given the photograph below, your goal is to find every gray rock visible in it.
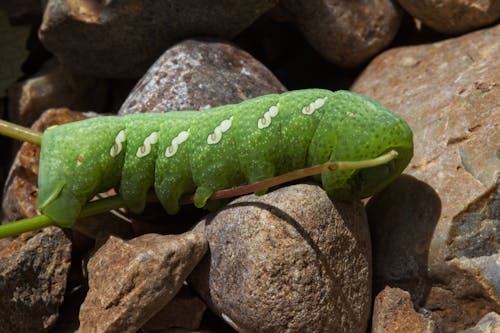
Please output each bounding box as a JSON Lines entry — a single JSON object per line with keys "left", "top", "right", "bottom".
{"left": 277, "top": 0, "right": 401, "bottom": 67}
{"left": 458, "top": 312, "right": 500, "bottom": 333}
{"left": 189, "top": 184, "right": 371, "bottom": 333}
{"left": 0, "top": 227, "right": 72, "bottom": 331}
{"left": 397, "top": 0, "right": 500, "bottom": 34}
{"left": 353, "top": 24, "right": 500, "bottom": 332}
{"left": 119, "top": 39, "right": 286, "bottom": 115}
{"left": 78, "top": 232, "right": 208, "bottom": 333}
{"left": 39, "top": 0, "right": 280, "bottom": 77}
{"left": 372, "top": 286, "right": 437, "bottom": 333}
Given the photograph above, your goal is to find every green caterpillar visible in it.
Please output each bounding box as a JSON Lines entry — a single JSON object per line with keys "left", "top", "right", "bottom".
{"left": 37, "top": 89, "right": 413, "bottom": 227}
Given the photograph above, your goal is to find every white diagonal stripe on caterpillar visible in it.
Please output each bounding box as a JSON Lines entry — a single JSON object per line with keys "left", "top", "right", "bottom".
{"left": 207, "top": 116, "right": 234, "bottom": 145}
{"left": 302, "top": 97, "right": 328, "bottom": 115}
{"left": 258, "top": 103, "right": 280, "bottom": 129}
{"left": 110, "top": 129, "right": 126, "bottom": 157}
{"left": 136, "top": 131, "right": 159, "bottom": 158}
{"left": 165, "top": 129, "right": 190, "bottom": 158}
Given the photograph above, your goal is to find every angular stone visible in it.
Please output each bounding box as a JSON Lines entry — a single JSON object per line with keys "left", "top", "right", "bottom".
{"left": 78, "top": 232, "right": 208, "bottom": 333}
{"left": 0, "top": 227, "right": 72, "bottom": 331}
{"left": 142, "top": 285, "right": 206, "bottom": 331}
{"left": 189, "top": 184, "right": 371, "bottom": 333}
{"left": 397, "top": 0, "right": 500, "bottom": 34}
{"left": 39, "top": 0, "right": 279, "bottom": 77}
{"left": 458, "top": 312, "right": 500, "bottom": 333}
{"left": 277, "top": 0, "right": 401, "bottom": 67}
{"left": 353, "top": 24, "right": 500, "bottom": 332}
{"left": 8, "top": 63, "right": 109, "bottom": 126}
{"left": 372, "top": 286, "right": 437, "bottom": 333}
{"left": 119, "top": 39, "right": 286, "bottom": 115}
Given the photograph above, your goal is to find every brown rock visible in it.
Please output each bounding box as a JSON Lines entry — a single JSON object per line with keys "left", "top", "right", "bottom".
{"left": 142, "top": 285, "right": 206, "bottom": 331}
{"left": 372, "top": 286, "right": 437, "bottom": 333}
{"left": 277, "top": 0, "right": 401, "bottom": 67}
{"left": 0, "top": 227, "right": 72, "bottom": 331}
{"left": 2, "top": 108, "right": 87, "bottom": 222}
{"left": 353, "top": 24, "right": 500, "bottom": 331}
{"left": 119, "top": 39, "right": 286, "bottom": 115}
{"left": 397, "top": 0, "right": 500, "bottom": 34}
{"left": 39, "top": 0, "right": 279, "bottom": 77}
{"left": 8, "top": 62, "right": 109, "bottom": 126}
{"left": 458, "top": 312, "right": 500, "bottom": 333}
{"left": 189, "top": 184, "right": 372, "bottom": 333}
{"left": 78, "top": 232, "right": 208, "bottom": 333}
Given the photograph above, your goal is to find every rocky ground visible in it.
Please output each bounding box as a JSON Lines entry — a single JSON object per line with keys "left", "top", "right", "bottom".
{"left": 0, "top": 1, "right": 498, "bottom": 332}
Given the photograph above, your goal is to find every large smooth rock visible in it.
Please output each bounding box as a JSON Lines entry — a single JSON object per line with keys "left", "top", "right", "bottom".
{"left": 119, "top": 39, "right": 286, "bottom": 115}
{"left": 353, "top": 24, "right": 500, "bottom": 332}
{"left": 78, "top": 232, "right": 208, "bottom": 333}
{"left": 276, "top": 0, "right": 401, "bottom": 67}
{"left": 189, "top": 184, "right": 372, "bottom": 333}
{"left": 458, "top": 312, "right": 500, "bottom": 333}
{"left": 397, "top": 0, "right": 500, "bottom": 34}
{"left": 0, "top": 227, "right": 71, "bottom": 331}
{"left": 39, "top": 0, "right": 279, "bottom": 77}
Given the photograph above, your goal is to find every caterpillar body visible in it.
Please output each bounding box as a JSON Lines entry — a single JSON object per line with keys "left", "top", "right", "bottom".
{"left": 37, "top": 89, "right": 413, "bottom": 227}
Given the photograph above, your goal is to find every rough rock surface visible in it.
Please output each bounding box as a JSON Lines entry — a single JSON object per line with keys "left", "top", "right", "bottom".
{"left": 277, "top": 0, "right": 401, "bottom": 67}
{"left": 142, "top": 285, "right": 207, "bottom": 331}
{"left": 458, "top": 312, "right": 500, "bottom": 333}
{"left": 8, "top": 63, "right": 108, "bottom": 126}
{"left": 2, "top": 108, "right": 87, "bottom": 222}
{"left": 189, "top": 184, "right": 371, "bottom": 333}
{"left": 353, "top": 25, "right": 500, "bottom": 331}
{"left": 119, "top": 39, "right": 286, "bottom": 115}
{"left": 78, "top": 232, "right": 208, "bottom": 333}
{"left": 372, "top": 286, "right": 437, "bottom": 333}
{"left": 397, "top": 0, "right": 500, "bottom": 34}
{"left": 39, "top": 0, "right": 279, "bottom": 77}
{"left": 0, "top": 227, "right": 72, "bottom": 331}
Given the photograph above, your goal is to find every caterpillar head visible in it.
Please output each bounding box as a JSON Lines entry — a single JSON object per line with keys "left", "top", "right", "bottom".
{"left": 310, "top": 91, "right": 413, "bottom": 200}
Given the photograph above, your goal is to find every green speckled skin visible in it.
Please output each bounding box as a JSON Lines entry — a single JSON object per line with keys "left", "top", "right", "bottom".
{"left": 38, "top": 89, "right": 413, "bottom": 227}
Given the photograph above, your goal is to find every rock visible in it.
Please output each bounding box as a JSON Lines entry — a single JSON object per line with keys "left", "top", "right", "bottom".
{"left": 458, "top": 312, "right": 500, "bottom": 333}
{"left": 39, "top": 0, "right": 280, "bottom": 77}
{"left": 0, "top": 227, "right": 72, "bottom": 331}
{"left": 276, "top": 0, "right": 401, "bottom": 67}
{"left": 8, "top": 62, "right": 109, "bottom": 126}
{"left": 189, "top": 184, "right": 371, "bottom": 333}
{"left": 142, "top": 285, "right": 207, "bottom": 332}
{"left": 2, "top": 108, "right": 87, "bottom": 222}
{"left": 353, "top": 24, "right": 500, "bottom": 332}
{"left": 119, "top": 39, "right": 286, "bottom": 115}
{"left": 372, "top": 286, "right": 437, "bottom": 333}
{"left": 78, "top": 232, "right": 208, "bottom": 333}
{"left": 397, "top": 0, "right": 500, "bottom": 34}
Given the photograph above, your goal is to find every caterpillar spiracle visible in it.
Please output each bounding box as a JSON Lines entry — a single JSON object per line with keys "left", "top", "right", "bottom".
{"left": 36, "top": 89, "right": 413, "bottom": 227}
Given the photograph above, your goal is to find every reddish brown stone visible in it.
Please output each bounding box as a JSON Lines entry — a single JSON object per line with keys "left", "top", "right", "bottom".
{"left": 372, "top": 287, "right": 436, "bottom": 333}
{"left": 353, "top": 24, "right": 500, "bottom": 332}
{"left": 397, "top": 0, "right": 500, "bottom": 34}
{"left": 78, "top": 232, "right": 208, "bottom": 333}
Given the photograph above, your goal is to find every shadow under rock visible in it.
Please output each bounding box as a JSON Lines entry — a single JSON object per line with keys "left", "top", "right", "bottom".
{"left": 366, "top": 174, "right": 441, "bottom": 305}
